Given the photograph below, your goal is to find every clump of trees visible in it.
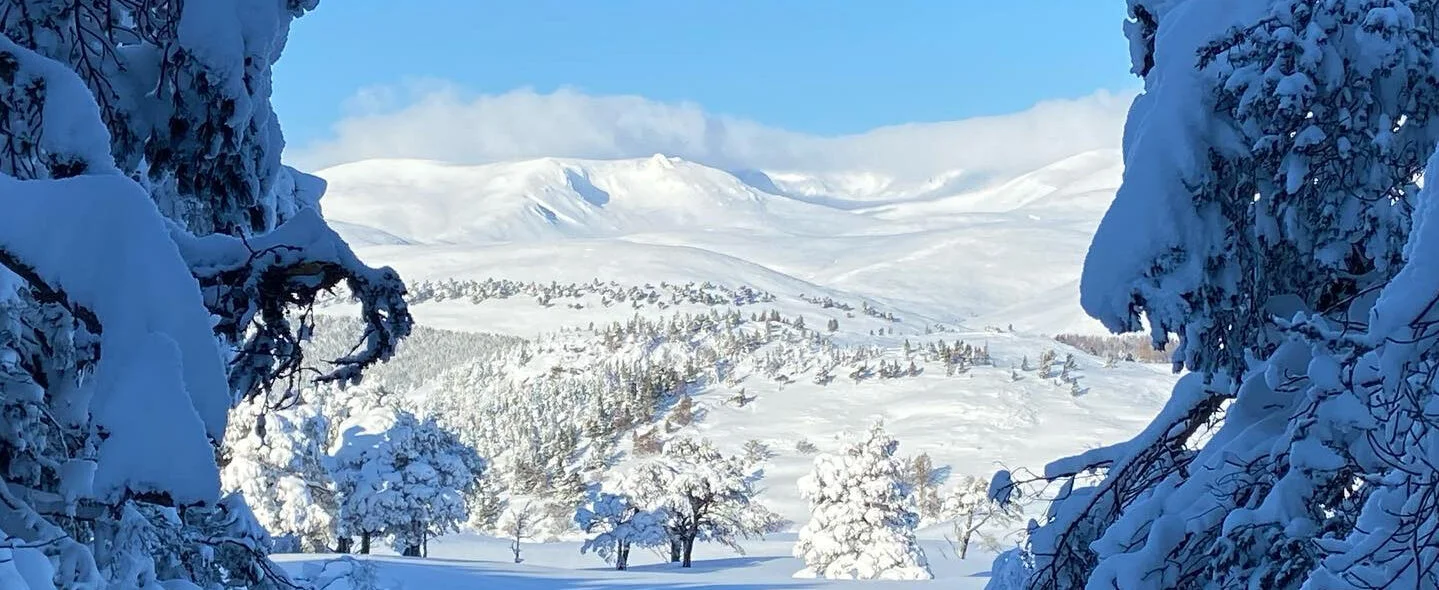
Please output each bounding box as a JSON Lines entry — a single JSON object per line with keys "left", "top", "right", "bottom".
{"left": 330, "top": 406, "right": 484, "bottom": 557}
{"left": 1052, "top": 333, "right": 1173, "bottom": 364}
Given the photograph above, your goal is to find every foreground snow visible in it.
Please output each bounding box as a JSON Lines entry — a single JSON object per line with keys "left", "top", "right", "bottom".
{"left": 277, "top": 533, "right": 999, "bottom": 588}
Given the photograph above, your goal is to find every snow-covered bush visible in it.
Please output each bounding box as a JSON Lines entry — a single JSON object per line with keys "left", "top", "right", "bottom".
{"left": 330, "top": 406, "right": 483, "bottom": 556}
{"left": 792, "top": 423, "right": 932, "bottom": 580}
{"left": 622, "top": 436, "right": 788, "bottom": 567}
{"left": 985, "top": 548, "right": 1034, "bottom": 590}
{"left": 575, "top": 490, "right": 670, "bottom": 570}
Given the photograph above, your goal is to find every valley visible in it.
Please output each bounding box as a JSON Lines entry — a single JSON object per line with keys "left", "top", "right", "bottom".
{"left": 266, "top": 147, "right": 1179, "bottom": 587}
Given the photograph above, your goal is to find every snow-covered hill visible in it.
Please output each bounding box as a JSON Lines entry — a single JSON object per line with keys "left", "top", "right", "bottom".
{"left": 305, "top": 145, "right": 1174, "bottom": 527}
{"left": 287, "top": 147, "right": 1175, "bottom": 587}
{"left": 318, "top": 148, "right": 1124, "bottom": 334}
{"left": 318, "top": 155, "right": 878, "bottom": 244}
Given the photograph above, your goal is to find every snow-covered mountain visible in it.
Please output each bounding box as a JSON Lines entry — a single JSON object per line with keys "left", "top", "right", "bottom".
{"left": 318, "top": 148, "right": 1123, "bottom": 334}
{"left": 303, "top": 147, "right": 1174, "bottom": 546}
{"left": 317, "top": 155, "right": 877, "bottom": 244}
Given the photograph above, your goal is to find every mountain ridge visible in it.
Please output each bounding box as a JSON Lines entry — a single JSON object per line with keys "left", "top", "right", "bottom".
{"left": 318, "top": 149, "right": 1122, "bottom": 334}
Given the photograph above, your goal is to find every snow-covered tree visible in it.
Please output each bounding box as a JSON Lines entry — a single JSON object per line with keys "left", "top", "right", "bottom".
{"left": 221, "top": 398, "right": 336, "bottom": 552}
{"left": 0, "top": 3, "right": 410, "bottom": 589}
{"left": 623, "top": 436, "right": 788, "bottom": 567}
{"left": 904, "top": 452, "right": 948, "bottom": 521}
{"left": 792, "top": 423, "right": 932, "bottom": 580}
{"left": 942, "top": 475, "right": 1021, "bottom": 559}
{"left": 498, "top": 503, "right": 539, "bottom": 564}
{"left": 466, "top": 474, "right": 507, "bottom": 533}
{"left": 330, "top": 406, "right": 483, "bottom": 557}
{"left": 575, "top": 490, "right": 670, "bottom": 570}
{"left": 1002, "top": 1, "right": 1439, "bottom": 588}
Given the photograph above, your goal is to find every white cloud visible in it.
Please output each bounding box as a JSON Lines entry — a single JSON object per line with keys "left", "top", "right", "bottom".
{"left": 290, "top": 80, "right": 1135, "bottom": 180}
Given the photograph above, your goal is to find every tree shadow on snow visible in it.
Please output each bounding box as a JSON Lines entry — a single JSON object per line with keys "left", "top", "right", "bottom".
{"left": 372, "top": 556, "right": 821, "bottom": 590}
{"left": 612, "top": 555, "right": 786, "bottom": 574}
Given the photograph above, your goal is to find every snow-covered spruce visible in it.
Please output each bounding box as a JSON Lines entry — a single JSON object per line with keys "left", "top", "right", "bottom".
{"left": 330, "top": 405, "right": 484, "bottom": 557}
{"left": 0, "top": 3, "right": 409, "bottom": 589}
{"left": 575, "top": 490, "right": 670, "bottom": 570}
{"left": 620, "top": 436, "right": 788, "bottom": 567}
{"left": 792, "top": 423, "right": 932, "bottom": 580}
{"left": 1000, "top": 1, "right": 1439, "bottom": 588}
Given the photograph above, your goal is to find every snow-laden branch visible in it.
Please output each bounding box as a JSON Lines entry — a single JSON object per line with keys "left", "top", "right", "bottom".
{"left": 170, "top": 207, "right": 413, "bottom": 405}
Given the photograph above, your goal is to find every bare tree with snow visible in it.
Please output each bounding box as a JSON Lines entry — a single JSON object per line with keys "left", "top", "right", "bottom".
{"left": 942, "top": 475, "right": 1021, "bottom": 559}
{"left": 499, "top": 503, "right": 539, "bottom": 564}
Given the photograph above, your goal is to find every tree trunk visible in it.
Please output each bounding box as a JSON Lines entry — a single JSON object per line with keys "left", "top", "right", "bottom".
{"left": 669, "top": 537, "right": 682, "bottom": 563}
{"left": 959, "top": 511, "right": 975, "bottom": 560}
{"left": 616, "top": 540, "right": 630, "bottom": 571}
{"left": 359, "top": 532, "right": 372, "bottom": 555}
{"left": 681, "top": 534, "right": 696, "bottom": 568}
{"left": 402, "top": 544, "right": 420, "bottom": 557}
{"left": 512, "top": 537, "right": 523, "bottom": 563}
{"left": 336, "top": 536, "right": 353, "bottom": 554}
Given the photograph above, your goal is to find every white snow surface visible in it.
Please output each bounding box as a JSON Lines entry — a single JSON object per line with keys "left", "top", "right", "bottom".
{"left": 319, "top": 149, "right": 1125, "bottom": 335}
{"left": 279, "top": 533, "right": 1002, "bottom": 589}
{"left": 298, "top": 147, "right": 1180, "bottom": 587}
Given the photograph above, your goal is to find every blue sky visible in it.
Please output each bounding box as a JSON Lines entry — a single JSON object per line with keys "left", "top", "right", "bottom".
{"left": 275, "top": 1, "right": 1136, "bottom": 152}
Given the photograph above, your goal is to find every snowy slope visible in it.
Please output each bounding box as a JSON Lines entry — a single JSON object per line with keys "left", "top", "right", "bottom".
{"left": 319, "top": 155, "right": 879, "bottom": 244}
{"left": 297, "top": 147, "right": 1176, "bottom": 588}
{"left": 319, "top": 149, "right": 1123, "bottom": 334}
{"left": 313, "top": 216, "right": 1175, "bottom": 530}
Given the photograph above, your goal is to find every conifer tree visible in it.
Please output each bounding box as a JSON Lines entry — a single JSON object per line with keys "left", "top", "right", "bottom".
{"left": 793, "top": 424, "right": 932, "bottom": 580}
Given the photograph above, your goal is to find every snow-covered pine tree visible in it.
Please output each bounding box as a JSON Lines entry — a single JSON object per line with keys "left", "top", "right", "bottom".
{"left": 330, "top": 406, "right": 483, "bottom": 557}
{"left": 221, "top": 398, "right": 336, "bottom": 552}
{"left": 793, "top": 423, "right": 932, "bottom": 580}
{"left": 0, "top": 3, "right": 410, "bottom": 589}
{"left": 575, "top": 490, "right": 670, "bottom": 570}
{"left": 466, "top": 474, "right": 508, "bottom": 533}
{"left": 622, "top": 436, "right": 787, "bottom": 567}
{"left": 743, "top": 439, "right": 776, "bottom": 464}
{"left": 1000, "top": 1, "right": 1439, "bottom": 588}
